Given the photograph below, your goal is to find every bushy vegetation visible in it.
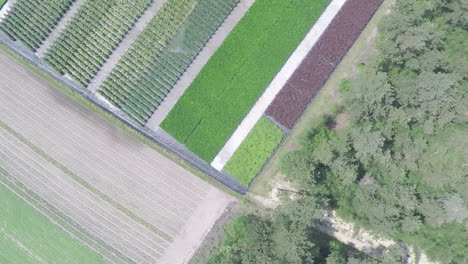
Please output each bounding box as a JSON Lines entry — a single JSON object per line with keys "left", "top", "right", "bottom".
{"left": 280, "top": 0, "right": 468, "bottom": 263}
{"left": 99, "top": 0, "right": 238, "bottom": 125}
{"left": 207, "top": 199, "right": 408, "bottom": 264}
{"left": 44, "top": 0, "right": 153, "bottom": 86}
{"left": 225, "top": 118, "right": 284, "bottom": 186}
{"left": 161, "top": 0, "right": 331, "bottom": 162}
{"left": 0, "top": 174, "right": 105, "bottom": 263}
{"left": 0, "top": 0, "right": 75, "bottom": 51}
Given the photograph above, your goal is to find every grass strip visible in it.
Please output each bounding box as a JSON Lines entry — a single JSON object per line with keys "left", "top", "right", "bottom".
{"left": 225, "top": 118, "right": 284, "bottom": 186}
{"left": 161, "top": 0, "right": 330, "bottom": 162}
{"left": 0, "top": 171, "right": 106, "bottom": 264}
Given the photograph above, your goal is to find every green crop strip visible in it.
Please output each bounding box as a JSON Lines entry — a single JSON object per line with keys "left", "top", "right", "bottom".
{"left": 224, "top": 118, "right": 284, "bottom": 186}
{"left": 161, "top": 0, "right": 331, "bottom": 162}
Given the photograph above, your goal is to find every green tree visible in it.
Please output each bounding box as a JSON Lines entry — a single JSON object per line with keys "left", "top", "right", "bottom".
{"left": 443, "top": 193, "right": 468, "bottom": 224}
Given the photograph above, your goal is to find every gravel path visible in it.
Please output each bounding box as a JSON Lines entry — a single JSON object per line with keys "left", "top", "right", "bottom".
{"left": 0, "top": 51, "right": 234, "bottom": 263}
{"left": 87, "top": 0, "right": 167, "bottom": 92}
{"left": 0, "top": 0, "right": 17, "bottom": 22}
{"left": 210, "top": 0, "right": 348, "bottom": 170}
{"left": 36, "top": 0, "right": 87, "bottom": 57}
{"left": 145, "top": 0, "right": 255, "bottom": 130}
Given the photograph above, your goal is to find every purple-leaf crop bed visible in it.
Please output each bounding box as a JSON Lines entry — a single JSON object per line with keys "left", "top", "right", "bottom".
{"left": 266, "top": 0, "right": 383, "bottom": 129}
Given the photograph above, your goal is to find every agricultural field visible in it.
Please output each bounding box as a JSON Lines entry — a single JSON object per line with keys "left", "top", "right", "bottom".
{"left": 44, "top": 0, "right": 153, "bottom": 86}
{"left": 0, "top": 0, "right": 75, "bottom": 51}
{"left": 0, "top": 51, "right": 233, "bottom": 263}
{"left": 224, "top": 118, "right": 284, "bottom": 186}
{"left": 0, "top": 173, "right": 105, "bottom": 264}
{"left": 0, "top": 0, "right": 386, "bottom": 191}
{"left": 99, "top": 0, "right": 239, "bottom": 125}
{"left": 161, "top": 0, "right": 331, "bottom": 162}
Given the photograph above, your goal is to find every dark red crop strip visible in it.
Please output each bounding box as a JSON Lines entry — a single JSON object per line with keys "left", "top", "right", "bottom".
{"left": 266, "top": 0, "right": 384, "bottom": 129}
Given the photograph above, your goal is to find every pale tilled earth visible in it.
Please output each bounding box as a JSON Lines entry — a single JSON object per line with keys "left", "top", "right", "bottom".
{"left": 0, "top": 51, "right": 235, "bottom": 264}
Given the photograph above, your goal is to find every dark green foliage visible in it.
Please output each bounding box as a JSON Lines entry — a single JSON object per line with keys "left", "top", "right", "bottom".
{"left": 206, "top": 202, "right": 320, "bottom": 264}
{"left": 207, "top": 198, "right": 381, "bottom": 264}
{"left": 1, "top": 0, "right": 75, "bottom": 51}
{"left": 280, "top": 0, "right": 468, "bottom": 263}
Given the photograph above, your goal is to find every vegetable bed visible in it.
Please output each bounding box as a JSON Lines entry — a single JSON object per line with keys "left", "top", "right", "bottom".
{"left": 44, "top": 0, "right": 153, "bottom": 86}
{"left": 224, "top": 118, "right": 284, "bottom": 186}
{"left": 161, "top": 0, "right": 331, "bottom": 162}
{"left": 0, "top": 0, "right": 75, "bottom": 51}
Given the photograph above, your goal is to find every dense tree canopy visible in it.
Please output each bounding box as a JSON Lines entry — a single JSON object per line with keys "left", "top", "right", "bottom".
{"left": 281, "top": 0, "right": 468, "bottom": 263}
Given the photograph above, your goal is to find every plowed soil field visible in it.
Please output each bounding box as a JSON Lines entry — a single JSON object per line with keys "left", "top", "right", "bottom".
{"left": 0, "top": 51, "right": 234, "bottom": 264}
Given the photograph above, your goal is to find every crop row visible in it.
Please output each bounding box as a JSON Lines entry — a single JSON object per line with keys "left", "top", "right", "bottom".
{"left": 266, "top": 0, "right": 384, "bottom": 128}
{"left": 44, "top": 0, "right": 152, "bottom": 87}
{"left": 99, "top": 0, "right": 239, "bottom": 126}
{"left": 161, "top": 0, "right": 331, "bottom": 162}
{"left": 0, "top": 0, "right": 75, "bottom": 51}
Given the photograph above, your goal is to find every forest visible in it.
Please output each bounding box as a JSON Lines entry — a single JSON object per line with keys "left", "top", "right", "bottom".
{"left": 207, "top": 0, "right": 467, "bottom": 263}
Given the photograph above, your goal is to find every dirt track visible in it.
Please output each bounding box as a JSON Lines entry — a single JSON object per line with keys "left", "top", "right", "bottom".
{"left": 0, "top": 51, "right": 234, "bottom": 264}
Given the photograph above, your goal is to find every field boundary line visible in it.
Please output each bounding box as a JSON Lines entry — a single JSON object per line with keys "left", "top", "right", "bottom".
{"left": 35, "top": 0, "right": 87, "bottom": 57}
{"left": 145, "top": 0, "right": 255, "bottom": 129}
{"left": 211, "top": 0, "right": 348, "bottom": 171}
{"left": 0, "top": 120, "right": 173, "bottom": 242}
